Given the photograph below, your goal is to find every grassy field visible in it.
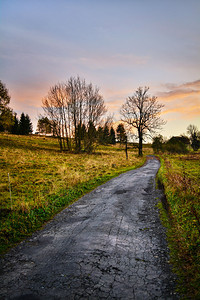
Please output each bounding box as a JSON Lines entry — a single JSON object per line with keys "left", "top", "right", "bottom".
{"left": 0, "top": 134, "right": 151, "bottom": 254}
{"left": 157, "top": 152, "right": 200, "bottom": 298}
{"left": 1, "top": 134, "right": 200, "bottom": 297}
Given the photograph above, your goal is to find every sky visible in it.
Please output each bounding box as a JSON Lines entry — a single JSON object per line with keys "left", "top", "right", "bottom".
{"left": 0, "top": 0, "right": 200, "bottom": 138}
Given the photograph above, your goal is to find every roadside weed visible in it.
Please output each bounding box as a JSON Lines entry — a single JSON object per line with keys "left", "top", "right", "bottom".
{"left": 157, "top": 152, "right": 200, "bottom": 298}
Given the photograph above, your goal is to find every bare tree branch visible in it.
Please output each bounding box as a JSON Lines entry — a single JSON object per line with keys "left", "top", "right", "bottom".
{"left": 120, "top": 87, "right": 165, "bottom": 156}
{"left": 42, "top": 76, "right": 107, "bottom": 152}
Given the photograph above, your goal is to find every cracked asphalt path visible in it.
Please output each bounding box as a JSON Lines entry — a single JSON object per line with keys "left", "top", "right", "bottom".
{"left": 0, "top": 156, "right": 178, "bottom": 299}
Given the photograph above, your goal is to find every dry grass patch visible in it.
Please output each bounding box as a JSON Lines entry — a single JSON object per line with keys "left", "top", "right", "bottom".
{"left": 0, "top": 134, "right": 150, "bottom": 254}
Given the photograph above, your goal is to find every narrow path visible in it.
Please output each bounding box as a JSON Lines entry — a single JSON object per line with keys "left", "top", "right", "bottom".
{"left": 0, "top": 157, "right": 178, "bottom": 299}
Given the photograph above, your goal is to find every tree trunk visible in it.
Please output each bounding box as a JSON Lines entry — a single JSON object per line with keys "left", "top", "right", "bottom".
{"left": 138, "top": 131, "right": 143, "bottom": 156}
{"left": 125, "top": 137, "right": 128, "bottom": 160}
{"left": 58, "top": 136, "right": 63, "bottom": 151}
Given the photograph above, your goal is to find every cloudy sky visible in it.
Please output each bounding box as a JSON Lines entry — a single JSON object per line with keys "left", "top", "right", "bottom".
{"left": 0, "top": 0, "right": 200, "bottom": 137}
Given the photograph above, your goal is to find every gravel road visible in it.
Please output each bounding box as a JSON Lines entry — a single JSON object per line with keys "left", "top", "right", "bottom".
{"left": 0, "top": 156, "right": 178, "bottom": 299}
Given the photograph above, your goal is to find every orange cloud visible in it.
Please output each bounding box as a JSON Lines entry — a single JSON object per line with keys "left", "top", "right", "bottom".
{"left": 158, "top": 89, "right": 200, "bottom": 102}
{"left": 157, "top": 80, "right": 200, "bottom": 119}
{"left": 10, "top": 80, "right": 53, "bottom": 111}
{"left": 157, "top": 79, "right": 200, "bottom": 101}
{"left": 163, "top": 104, "right": 200, "bottom": 119}
{"left": 179, "top": 80, "right": 200, "bottom": 89}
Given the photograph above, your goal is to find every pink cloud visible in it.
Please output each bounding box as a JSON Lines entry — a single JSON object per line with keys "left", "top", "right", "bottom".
{"left": 157, "top": 79, "right": 200, "bottom": 101}
{"left": 157, "top": 79, "right": 200, "bottom": 119}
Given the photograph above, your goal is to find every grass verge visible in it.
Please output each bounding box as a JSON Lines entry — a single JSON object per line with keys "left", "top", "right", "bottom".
{"left": 157, "top": 152, "right": 200, "bottom": 299}
{"left": 0, "top": 134, "right": 150, "bottom": 255}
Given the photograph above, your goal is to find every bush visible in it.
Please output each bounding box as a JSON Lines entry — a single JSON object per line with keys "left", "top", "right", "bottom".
{"left": 152, "top": 135, "right": 189, "bottom": 154}
{"left": 152, "top": 135, "right": 163, "bottom": 153}
{"left": 164, "top": 140, "right": 188, "bottom": 154}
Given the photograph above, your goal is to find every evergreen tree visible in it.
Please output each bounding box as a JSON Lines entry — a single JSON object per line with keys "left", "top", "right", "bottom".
{"left": 75, "top": 123, "right": 88, "bottom": 152}
{"left": 97, "top": 126, "right": 104, "bottom": 144}
{"left": 11, "top": 114, "right": 19, "bottom": 134}
{"left": 116, "top": 123, "right": 126, "bottom": 144}
{"left": 109, "top": 127, "right": 116, "bottom": 144}
{"left": 103, "top": 125, "right": 110, "bottom": 144}
{"left": 81, "top": 124, "right": 86, "bottom": 139}
{"left": 85, "top": 121, "right": 97, "bottom": 153}
{"left": 19, "top": 113, "right": 26, "bottom": 135}
{"left": 19, "top": 113, "right": 33, "bottom": 135}
{"left": 25, "top": 114, "right": 33, "bottom": 134}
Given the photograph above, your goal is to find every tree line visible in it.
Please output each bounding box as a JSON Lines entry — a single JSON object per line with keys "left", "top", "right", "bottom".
{"left": 0, "top": 80, "right": 33, "bottom": 135}
{"left": 0, "top": 78, "right": 166, "bottom": 156}
{"left": 40, "top": 79, "right": 165, "bottom": 155}
{"left": 40, "top": 76, "right": 128, "bottom": 153}
{"left": 5, "top": 76, "right": 198, "bottom": 156}
{"left": 37, "top": 115, "right": 127, "bottom": 145}
{"left": 152, "top": 124, "right": 200, "bottom": 154}
{"left": 0, "top": 77, "right": 129, "bottom": 153}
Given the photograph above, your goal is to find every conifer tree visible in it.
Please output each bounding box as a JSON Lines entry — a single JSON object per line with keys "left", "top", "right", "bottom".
{"left": 109, "top": 127, "right": 116, "bottom": 144}
{"left": 103, "top": 125, "right": 110, "bottom": 144}
{"left": 11, "top": 114, "right": 19, "bottom": 134}
{"left": 85, "top": 121, "right": 97, "bottom": 153}
{"left": 19, "top": 113, "right": 26, "bottom": 135}
{"left": 116, "top": 123, "right": 126, "bottom": 144}
{"left": 19, "top": 113, "right": 33, "bottom": 135}
{"left": 97, "top": 126, "right": 104, "bottom": 144}
{"left": 25, "top": 114, "right": 33, "bottom": 134}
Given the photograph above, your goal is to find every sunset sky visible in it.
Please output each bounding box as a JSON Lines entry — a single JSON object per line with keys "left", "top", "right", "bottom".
{"left": 0, "top": 0, "right": 200, "bottom": 138}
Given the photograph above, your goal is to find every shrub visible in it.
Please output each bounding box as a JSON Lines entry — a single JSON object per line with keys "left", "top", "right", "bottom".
{"left": 164, "top": 141, "right": 188, "bottom": 154}
{"left": 161, "top": 136, "right": 189, "bottom": 154}
{"left": 152, "top": 135, "right": 163, "bottom": 153}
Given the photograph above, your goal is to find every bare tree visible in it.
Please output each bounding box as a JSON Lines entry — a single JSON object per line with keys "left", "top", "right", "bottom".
{"left": 42, "top": 76, "right": 106, "bottom": 152}
{"left": 103, "top": 113, "right": 114, "bottom": 129}
{"left": 120, "top": 87, "right": 165, "bottom": 156}
{"left": 67, "top": 76, "right": 106, "bottom": 152}
{"left": 42, "top": 85, "right": 65, "bottom": 150}
{"left": 67, "top": 76, "right": 85, "bottom": 151}
{"left": 85, "top": 84, "right": 106, "bottom": 126}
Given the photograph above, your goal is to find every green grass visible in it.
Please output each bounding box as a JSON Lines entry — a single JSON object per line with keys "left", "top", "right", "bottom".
{"left": 157, "top": 152, "right": 200, "bottom": 299}
{"left": 0, "top": 133, "right": 151, "bottom": 254}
